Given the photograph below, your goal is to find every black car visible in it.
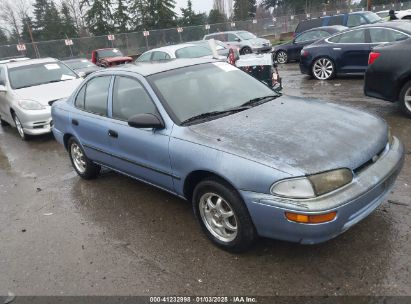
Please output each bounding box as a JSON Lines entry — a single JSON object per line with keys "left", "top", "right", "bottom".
{"left": 273, "top": 25, "right": 347, "bottom": 63}
{"left": 300, "top": 22, "right": 411, "bottom": 80}
{"left": 63, "top": 58, "right": 102, "bottom": 76}
{"left": 364, "top": 37, "right": 411, "bottom": 117}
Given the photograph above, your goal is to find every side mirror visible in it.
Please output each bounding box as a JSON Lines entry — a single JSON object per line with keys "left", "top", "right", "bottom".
{"left": 0, "top": 84, "right": 7, "bottom": 92}
{"left": 235, "top": 38, "right": 241, "bottom": 42}
{"left": 128, "top": 113, "right": 164, "bottom": 129}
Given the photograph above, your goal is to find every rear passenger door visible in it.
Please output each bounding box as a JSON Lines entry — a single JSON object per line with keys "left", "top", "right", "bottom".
{"left": 70, "top": 76, "right": 113, "bottom": 165}
{"left": 106, "top": 75, "right": 174, "bottom": 191}
{"left": 369, "top": 28, "right": 409, "bottom": 48}
{"left": 328, "top": 28, "right": 370, "bottom": 74}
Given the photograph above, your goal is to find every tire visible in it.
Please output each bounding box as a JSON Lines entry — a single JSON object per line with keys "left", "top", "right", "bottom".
{"left": 312, "top": 57, "right": 335, "bottom": 80}
{"left": 0, "top": 117, "right": 9, "bottom": 126}
{"left": 12, "top": 113, "right": 28, "bottom": 140}
{"left": 192, "top": 178, "right": 256, "bottom": 252}
{"left": 240, "top": 47, "right": 252, "bottom": 55}
{"left": 275, "top": 50, "right": 288, "bottom": 64}
{"left": 68, "top": 137, "right": 100, "bottom": 179}
{"left": 399, "top": 80, "right": 411, "bottom": 118}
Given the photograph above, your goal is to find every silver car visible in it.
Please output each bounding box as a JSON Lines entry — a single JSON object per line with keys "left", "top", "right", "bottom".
{"left": 0, "top": 58, "right": 83, "bottom": 140}
{"left": 203, "top": 31, "right": 272, "bottom": 54}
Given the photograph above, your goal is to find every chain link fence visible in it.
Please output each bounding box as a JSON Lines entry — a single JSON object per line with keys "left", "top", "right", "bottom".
{"left": 1, "top": 2, "right": 411, "bottom": 60}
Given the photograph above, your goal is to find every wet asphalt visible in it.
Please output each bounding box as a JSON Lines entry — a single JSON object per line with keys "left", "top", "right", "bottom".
{"left": 0, "top": 63, "right": 410, "bottom": 296}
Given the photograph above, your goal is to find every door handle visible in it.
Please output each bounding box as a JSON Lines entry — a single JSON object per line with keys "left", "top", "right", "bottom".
{"left": 72, "top": 119, "right": 79, "bottom": 126}
{"left": 108, "top": 130, "right": 118, "bottom": 138}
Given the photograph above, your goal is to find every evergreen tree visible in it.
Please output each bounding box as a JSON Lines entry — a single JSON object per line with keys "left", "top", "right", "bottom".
{"left": 208, "top": 9, "right": 227, "bottom": 24}
{"left": 32, "top": 0, "right": 50, "bottom": 35}
{"left": 82, "top": 0, "right": 114, "bottom": 35}
{"left": 113, "top": 0, "right": 130, "bottom": 33}
{"left": 233, "top": 0, "right": 256, "bottom": 20}
{"left": 0, "top": 29, "right": 8, "bottom": 45}
{"left": 61, "top": 1, "right": 78, "bottom": 37}
{"left": 156, "top": 0, "right": 177, "bottom": 28}
{"left": 21, "top": 15, "right": 36, "bottom": 42}
{"left": 44, "top": 1, "right": 63, "bottom": 39}
{"left": 180, "top": 0, "right": 206, "bottom": 26}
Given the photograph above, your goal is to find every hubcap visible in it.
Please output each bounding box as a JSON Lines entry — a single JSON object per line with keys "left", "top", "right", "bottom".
{"left": 404, "top": 87, "right": 411, "bottom": 112}
{"left": 276, "top": 51, "right": 287, "bottom": 64}
{"left": 13, "top": 115, "right": 25, "bottom": 138}
{"left": 70, "top": 143, "right": 87, "bottom": 173}
{"left": 199, "top": 193, "right": 238, "bottom": 242}
{"left": 313, "top": 58, "right": 333, "bottom": 80}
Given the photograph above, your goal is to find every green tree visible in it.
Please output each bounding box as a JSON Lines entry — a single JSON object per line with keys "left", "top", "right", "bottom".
{"left": 180, "top": 0, "right": 206, "bottom": 26}
{"left": 0, "top": 29, "right": 8, "bottom": 45}
{"left": 113, "top": 0, "right": 131, "bottom": 33}
{"left": 208, "top": 9, "right": 227, "bottom": 24}
{"left": 32, "top": 0, "right": 50, "bottom": 36}
{"left": 82, "top": 0, "right": 114, "bottom": 35}
{"left": 156, "top": 0, "right": 177, "bottom": 28}
{"left": 233, "top": 0, "right": 256, "bottom": 20}
{"left": 61, "top": 1, "right": 78, "bottom": 37}
{"left": 21, "top": 15, "right": 36, "bottom": 42}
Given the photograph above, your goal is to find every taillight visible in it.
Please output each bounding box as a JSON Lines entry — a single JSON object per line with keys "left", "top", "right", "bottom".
{"left": 301, "top": 50, "right": 309, "bottom": 57}
{"left": 368, "top": 52, "right": 380, "bottom": 65}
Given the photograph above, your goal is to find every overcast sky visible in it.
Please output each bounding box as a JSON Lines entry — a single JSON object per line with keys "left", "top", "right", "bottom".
{"left": 175, "top": 0, "right": 214, "bottom": 14}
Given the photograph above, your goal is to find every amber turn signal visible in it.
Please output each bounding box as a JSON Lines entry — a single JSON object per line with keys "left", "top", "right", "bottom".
{"left": 285, "top": 211, "right": 337, "bottom": 224}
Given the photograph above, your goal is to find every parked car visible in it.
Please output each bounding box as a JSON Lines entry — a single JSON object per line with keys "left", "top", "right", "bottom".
{"left": 300, "top": 22, "right": 411, "bottom": 80}
{"left": 364, "top": 38, "right": 411, "bottom": 117}
{"left": 375, "top": 10, "right": 390, "bottom": 19}
{"left": 91, "top": 48, "right": 133, "bottom": 67}
{"left": 63, "top": 58, "right": 102, "bottom": 76}
{"left": 0, "top": 58, "right": 82, "bottom": 140}
{"left": 273, "top": 25, "right": 347, "bottom": 63}
{"left": 294, "top": 11, "right": 382, "bottom": 36}
{"left": 203, "top": 31, "right": 272, "bottom": 54}
{"left": 136, "top": 40, "right": 229, "bottom": 62}
{"left": 51, "top": 58, "right": 403, "bottom": 252}
{"left": 395, "top": 9, "right": 411, "bottom": 20}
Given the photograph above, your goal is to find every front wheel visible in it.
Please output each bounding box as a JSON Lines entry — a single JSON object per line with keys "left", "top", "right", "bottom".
{"left": 193, "top": 178, "right": 256, "bottom": 252}
{"left": 241, "top": 47, "right": 252, "bottom": 55}
{"left": 275, "top": 50, "right": 288, "bottom": 64}
{"left": 312, "top": 57, "right": 335, "bottom": 80}
{"left": 12, "top": 113, "right": 28, "bottom": 140}
{"left": 68, "top": 137, "right": 101, "bottom": 179}
{"left": 399, "top": 80, "right": 411, "bottom": 118}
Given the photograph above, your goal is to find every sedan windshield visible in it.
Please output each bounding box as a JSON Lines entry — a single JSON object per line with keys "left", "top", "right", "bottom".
{"left": 9, "top": 62, "right": 78, "bottom": 89}
{"left": 365, "top": 12, "right": 383, "bottom": 23}
{"left": 237, "top": 31, "right": 257, "bottom": 40}
{"left": 65, "top": 59, "right": 95, "bottom": 69}
{"left": 149, "top": 62, "right": 278, "bottom": 125}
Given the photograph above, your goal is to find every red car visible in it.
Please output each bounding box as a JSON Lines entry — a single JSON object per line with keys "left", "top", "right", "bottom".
{"left": 91, "top": 48, "right": 133, "bottom": 67}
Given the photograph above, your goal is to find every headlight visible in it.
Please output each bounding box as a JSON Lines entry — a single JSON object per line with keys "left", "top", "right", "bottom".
{"left": 18, "top": 99, "right": 45, "bottom": 110}
{"left": 271, "top": 168, "right": 353, "bottom": 199}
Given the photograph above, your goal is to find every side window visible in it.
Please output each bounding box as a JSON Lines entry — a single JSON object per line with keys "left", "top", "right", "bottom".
{"left": 75, "top": 85, "right": 86, "bottom": 109}
{"left": 295, "top": 31, "right": 317, "bottom": 43}
{"left": 327, "top": 15, "right": 344, "bottom": 26}
{"left": 227, "top": 33, "right": 238, "bottom": 42}
{"left": 347, "top": 15, "right": 367, "bottom": 27}
{"left": 329, "top": 29, "right": 366, "bottom": 43}
{"left": 152, "top": 51, "right": 170, "bottom": 61}
{"left": 136, "top": 52, "right": 152, "bottom": 62}
{"left": 369, "top": 28, "right": 409, "bottom": 43}
{"left": 84, "top": 76, "right": 111, "bottom": 116}
{"left": 112, "top": 76, "right": 157, "bottom": 121}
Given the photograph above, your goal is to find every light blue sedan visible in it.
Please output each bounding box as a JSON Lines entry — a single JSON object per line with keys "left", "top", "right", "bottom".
{"left": 51, "top": 58, "right": 404, "bottom": 252}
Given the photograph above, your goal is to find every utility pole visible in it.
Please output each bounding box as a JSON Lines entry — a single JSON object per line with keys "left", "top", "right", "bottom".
{"left": 25, "top": 20, "right": 40, "bottom": 58}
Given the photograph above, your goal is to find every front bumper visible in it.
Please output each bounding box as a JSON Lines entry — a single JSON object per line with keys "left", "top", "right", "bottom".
{"left": 16, "top": 107, "right": 53, "bottom": 135}
{"left": 240, "top": 137, "right": 404, "bottom": 244}
{"left": 252, "top": 45, "right": 272, "bottom": 53}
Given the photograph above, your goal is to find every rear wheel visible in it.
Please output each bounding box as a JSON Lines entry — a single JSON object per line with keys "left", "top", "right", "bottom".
{"left": 275, "top": 50, "right": 288, "bottom": 64}
{"left": 399, "top": 80, "right": 411, "bottom": 118}
{"left": 68, "top": 137, "right": 101, "bottom": 179}
{"left": 192, "top": 178, "right": 256, "bottom": 252}
{"left": 312, "top": 57, "right": 335, "bottom": 80}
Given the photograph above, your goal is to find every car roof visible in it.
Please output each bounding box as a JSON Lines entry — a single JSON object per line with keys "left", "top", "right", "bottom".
{"left": 0, "top": 57, "right": 31, "bottom": 64}
{"left": 145, "top": 43, "right": 197, "bottom": 53}
{"left": 1, "top": 57, "right": 58, "bottom": 68}
{"left": 357, "top": 21, "right": 411, "bottom": 33}
{"left": 304, "top": 25, "right": 348, "bottom": 32}
{"left": 97, "top": 58, "right": 218, "bottom": 77}
{"left": 63, "top": 58, "right": 91, "bottom": 63}
{"left": 206, "top": 30, "right": 250, "bottom": 35}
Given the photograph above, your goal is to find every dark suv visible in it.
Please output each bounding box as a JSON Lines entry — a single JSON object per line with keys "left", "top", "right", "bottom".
{"left": 294, "top": 11, "right": 381, "bottom": 35}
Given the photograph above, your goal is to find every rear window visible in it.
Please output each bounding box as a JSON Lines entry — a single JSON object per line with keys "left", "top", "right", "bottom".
{"left": 327, "top": 15, "right": 344, "bottom": 26}
{"left": 295, "top": 19, "right": 323, "bottom": 34}
{"left": 175, "top": 46, "right": 212, "bottom": 58}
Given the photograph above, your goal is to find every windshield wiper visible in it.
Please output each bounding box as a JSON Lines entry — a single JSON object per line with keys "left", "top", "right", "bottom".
{"left": 181, "top": 108, "right": 248, "bottom": 126}
{"left": 240, "top": 94, "right": 279, "bottom": 107}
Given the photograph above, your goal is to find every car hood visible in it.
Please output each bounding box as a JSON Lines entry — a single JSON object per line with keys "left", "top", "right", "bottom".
{"left": 103, "top": 56, "right": 133, "bottom": 63}
{"left": 274, "top": 41, "right": 293, "bottom": 50}
{"left": 14, "top": 78, "right": 83, "bottom": 106}
{"left": 184, "top": 96, "right": 388, "bottom": 176}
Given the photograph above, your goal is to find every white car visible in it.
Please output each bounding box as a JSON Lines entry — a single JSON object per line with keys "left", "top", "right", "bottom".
{"left": 0, "top": 58, "right": 83, "bottom": 140}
